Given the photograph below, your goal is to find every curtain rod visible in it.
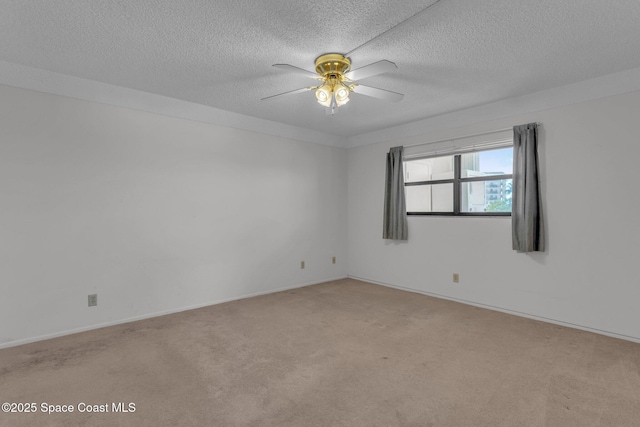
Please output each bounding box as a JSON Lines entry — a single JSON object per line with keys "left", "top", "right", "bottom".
{"left": 403, "top": 123, "right": 542, "bottom": 149}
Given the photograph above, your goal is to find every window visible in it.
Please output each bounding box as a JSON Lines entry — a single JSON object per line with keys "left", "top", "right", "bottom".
{"left": 404, "top": 146, "right": 513, "bottom": 216}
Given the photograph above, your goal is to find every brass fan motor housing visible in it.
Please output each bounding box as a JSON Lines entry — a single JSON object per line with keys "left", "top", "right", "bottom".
{"left": 315, "top": 53, "right": 351, "bottom": 78}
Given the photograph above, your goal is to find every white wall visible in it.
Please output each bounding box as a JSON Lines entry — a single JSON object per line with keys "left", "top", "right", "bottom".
{"left": 4, "top": 82, "right": 640, "bottom": 348}
{"left": 0, "top": 85, "right": 347, "bottom": 347}
{"left": 348, "top": 89, "right": 640, "bottom": 342}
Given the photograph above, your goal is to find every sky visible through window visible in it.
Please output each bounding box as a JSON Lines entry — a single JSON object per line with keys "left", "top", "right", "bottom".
{"left": 479, "top": 148, "right": 512, "bottom": 174}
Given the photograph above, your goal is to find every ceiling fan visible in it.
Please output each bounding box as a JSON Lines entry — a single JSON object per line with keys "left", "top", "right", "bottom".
{"left": 261, "top": 53, "right": 404, "bottom": 115}
{"left": 260, "top": 1, "right": 442, "bottom": 115}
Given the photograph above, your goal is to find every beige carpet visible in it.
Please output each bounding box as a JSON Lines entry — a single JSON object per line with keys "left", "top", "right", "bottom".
{"left": 1, "top": 278, "right": 639, "bottom": 426}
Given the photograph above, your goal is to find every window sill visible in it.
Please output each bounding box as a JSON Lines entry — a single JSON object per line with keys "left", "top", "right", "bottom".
{"left": 407, "top": 212, "right": 511, "bottom": 218}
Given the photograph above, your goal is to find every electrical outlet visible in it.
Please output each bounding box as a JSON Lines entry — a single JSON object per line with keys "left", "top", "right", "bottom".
{"left": 300, "top": 261, "right": 305, "bottom": 269}
{"left": 332, "top": 256, "right": 336, "bottom": 264}
{"left": 88, "top": 294, "right": 98, "bottom": 307}
{"left": 453, "top": 273, "right": 459, "bottom": 283}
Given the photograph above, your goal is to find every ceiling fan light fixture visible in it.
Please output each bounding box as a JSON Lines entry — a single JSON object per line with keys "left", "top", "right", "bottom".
{"left": 334, "top": 82, "right": 351, "bottom": 106}
{"left": 315, "top": 82, "right": 332, "bottom": 107}
{"left": 313, "top": 53, "right": 353, "bottom": 109}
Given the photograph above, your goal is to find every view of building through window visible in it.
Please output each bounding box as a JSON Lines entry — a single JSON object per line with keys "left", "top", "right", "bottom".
{"left": 404, "top": 147, "right": 513, "bottom": 214}
{"left": 462, "top": 148, "right": 513, "bottom": 212}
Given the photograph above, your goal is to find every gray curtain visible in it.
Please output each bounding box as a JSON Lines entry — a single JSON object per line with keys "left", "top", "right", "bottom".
{"left": 383, "top": 146, "right": 408, "bottom": 240}
{"left": 512, "top": 123, "right": 544, "bottom": 252}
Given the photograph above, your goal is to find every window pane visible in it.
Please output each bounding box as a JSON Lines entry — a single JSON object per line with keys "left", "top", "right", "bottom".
{"left": 460, "top": 179, "right": 512, "bottom": 212}
{"left": 461, "top": 147, "right": 512, "bottom": 178}
{"left": 404, "top": 155, "right": 454, "bottom": 183}
{"left": 405, "top": 183, "right": 454, "bottom": 212}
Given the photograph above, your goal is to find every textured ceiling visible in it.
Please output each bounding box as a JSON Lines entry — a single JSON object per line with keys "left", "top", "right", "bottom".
{"left": 2, "top": 0, "right": 640, "bottom": 139}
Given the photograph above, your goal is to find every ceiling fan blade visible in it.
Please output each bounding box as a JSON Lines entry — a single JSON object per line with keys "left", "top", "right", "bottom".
{"left": 352, "top": 84, "right": 404, "bottom": 103}
{"left": 272, "top": 64, "right": 318, "bottom": 79}
{"left": 345, "top": 0, "right": 443, "bottom": 56}
{"left": 345, "top": 60, "right": 398, "bottom": 81}
{"left": 261, "top": 87, "right": 312, "bottom": 101}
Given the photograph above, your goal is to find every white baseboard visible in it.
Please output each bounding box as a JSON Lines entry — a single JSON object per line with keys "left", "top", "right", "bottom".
{"left": 348, "top": 275, "right": 640, "bottom": 344}
{"left": 9, "top": 274, "right": 635, "bottom": 349}
{"left": 0, "top": 276, "right": 348, "bottom": 349}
